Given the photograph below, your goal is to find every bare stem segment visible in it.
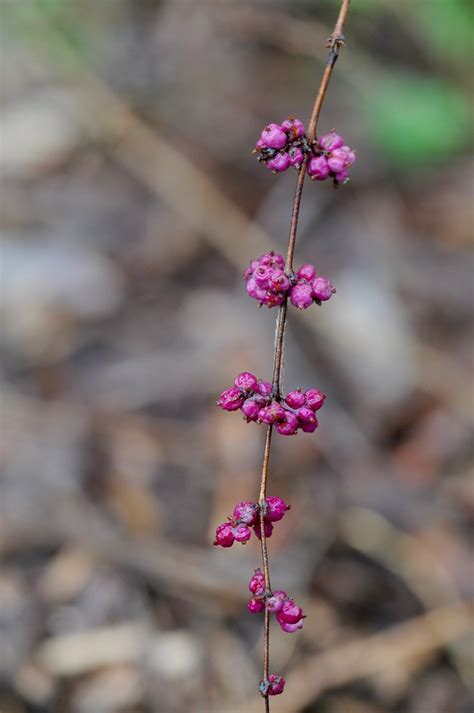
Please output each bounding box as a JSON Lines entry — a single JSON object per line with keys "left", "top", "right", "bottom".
{"left": 257, "top": 1, "right": 350, "bottom": 707}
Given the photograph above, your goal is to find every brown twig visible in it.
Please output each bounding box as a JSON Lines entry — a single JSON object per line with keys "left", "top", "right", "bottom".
{"left": 258, "top": 1, "right": 350, "bottom": 707}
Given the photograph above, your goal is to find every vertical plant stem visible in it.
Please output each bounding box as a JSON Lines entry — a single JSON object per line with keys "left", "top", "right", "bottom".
{"left": 257, "top": 0, "right": 350, "bottom": 707}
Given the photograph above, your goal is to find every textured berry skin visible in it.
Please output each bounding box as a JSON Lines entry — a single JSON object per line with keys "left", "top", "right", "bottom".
{"left": 233, "top": 524, "right": 252, "bottom": 543}
{"left": 269, "top": 270, "right": 291, "bottom": 293}
{"left": 257, "top": 380, "right": 273, "bottom": 397}
{"left": 265, "top": 595, "right": 283, "bottom": 613}
{"left": 267, "top": 674, "right": 286, "bottom": 696}
{"left": 281, "top": 116, "right": 305, "bottom": 138}
{"left": 267, "top": 152, "right": 291, "bottom": 173}
{"left": 248, "top": 597, "right": 265, "bottom": 614}
{"left": 258, "top": 402, "right": 286, "bottom": 425}
{"left": 234, "top": 372, "right": 258, "bottom": 392}
{"left": 335, "top": 169, "right": 349, "bottom": 184}
{"left": 307, "top": 155, "right": 331, "bottom": 181}
{"left": 297, "top": 263, "right": 317, "bottom": 282}
{"left": 249, "top": 569, "right": 266, "bottom": 596}
{"left": 278, "top": 598, "right": 305, "bottom": 624}
{"left": 304, "top": 388, "right": 326, "bottom": 411}
{"left": 265, "top": 496, "right": 290, "bottom": 522}
{"left": 318, "top": 131, "right": 344, "bottom": 151}
{"left": 285, "top": 389, "right": 306, "bottom": 409}
{"left": 275, "top": 412, "right": 299, "bottom": 436}
{"left": 290, "top": 282, "right": 314, "bottom": 309}
{"left": 288, "top": 146, "right": 304, "bottom": 167}
{"left": 312, "top": 276, "right": 336, "bottom": 301}
{"left": 241, "top": 398, "right": 260, "bottom": 422}
{"left": 341, "top": 145, "right": 356, "bottom": 164}
{"left": 300, "top": 417, "right": 319, "bottom": 433}
{"left": 218, "top": 387, "right": 245, "bottom": 411}
{"left": 233, "top": 501, "right": 258, "bottom": 526}
{"left": 277, "top": 618, "right": 304, "bottom": 633}
{"left": 327, "top": 148, "right": 348, "bottom": 173}
{"left": 214, "top": 523, "right": 235, "bottom": 548}
{"left": 296, "top": 406, "right": 317, "bottom": 426}
{"left": 260, "top": 123, "right": 288, "bottom": 149}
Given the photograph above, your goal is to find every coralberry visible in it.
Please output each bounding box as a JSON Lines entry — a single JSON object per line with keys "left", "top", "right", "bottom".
{"left": 247, "top": 574, "right": 306, "bottom": 633}
{"left": 213, "top": 496, "right": 290, "bottom": 548}
{"left": 244, "top": 252, "right": 335, "bottom": 310}
{"left": 254, "top": 121, "right": 356, "bottom": 186}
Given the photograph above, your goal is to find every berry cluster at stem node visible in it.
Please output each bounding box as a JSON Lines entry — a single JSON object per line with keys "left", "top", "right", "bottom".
{"left": 217, "top": 372, "right": 326, "bottom": 436}
{"left": 248, "top": 570, "right": 306, "bottom": 633}
{"left": 213, "top": 496, "right": 290, "bottom": 548}
{"left": 259, "top": 674, "right": 286, "bottom": 697}
{"left": 245, "top": 252, "right": 336, "bottom": 309}
{"left": 254, "top": 119, "right": 356, "bottom": 186}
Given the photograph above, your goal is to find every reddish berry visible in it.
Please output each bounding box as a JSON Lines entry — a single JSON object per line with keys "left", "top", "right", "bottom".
{"left": 254, "top": 519, "right": 274, "bottom": 540}
{"left": 267, "top": 674, "right": 286, "bottom": 696}
{"left": 266, "top": 595, "right": 283, "bottom": 613}
{"left": 304, "top": 388, "right": 326, "bottom": 411}
{"left": 275, "top": 412, "right": 299, "bottom": 436}
{"left": 241, "top": 398, "right": 260, "bottom": 422}
{"left": 233, "top": 524, "right": 251, "bottom": 543}
{"left": 277, "top": 618, "right": 304, "bottom": 633}
{"left": 249, "top": 569, "right": 266, "bottom": 596}
{"left": 234, "top": 372, "right": 258, "bottom": 392}
{"left": 289, "top": 282, "right": 314, "bottom": 310}
{"left": 278, "top": 598, "right": 305, "bottom": 624}
{"left": 233, "top": 501, "right": 258, "bottom": 526}
{"left": 248, "top": 597, "right": 265, "bottom": 614}
{"left": 297, "top": 263, "right": 317, "bottom": 282}
{"left": 217, "top": 387, "right": 244, "bottom": 411}
{"left": 265, "top": 496, "right": 290, "bottom": 522}
{"left": 214, "top": 523, "right": 235, "bottom": 548}
{"left": 285, "top": 389, "right": 306, "bottom": 409}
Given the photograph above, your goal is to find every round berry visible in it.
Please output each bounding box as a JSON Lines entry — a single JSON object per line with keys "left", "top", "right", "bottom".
{"left": 290, "top": 282, "right": 314, "bottom": 310}
{"left": 248, "top": 597, "right": 265, "bottom": 614}
{"left": 217, "top": 387, "right": 244, "bottom": 411}
{"left": 312, "top": 276, "right": 336, "bottom": 302}
{"left": 307, "top": 155, "right": 331, "bottom": 181}
{"left": 296, "top": 263, "right": 317, "bottom": 282}
{"left": 213, "top": 523, "right": 235, "bottom": 548}
{"left": 265, "top": 495, "right": 290, "bottom": 522}
{"left": 233, "top": 524, "right": 251, "bottom": 543}
{"left": 233, "top": 501, "right": 258, "bottom": 526}
{"left": 277, "top": 618, "right": 304, "bottom": 633}
{"left": 241, "top": 398, "right": 260, "bottom": 422}
{"left": 275, "top": 412, "right": 299, "bottom": 436}
{"left": 253, "top": 519, "right": 274, "bottom": 540}
{"left": 288, "top": 145, "right": 304, "bottom": 167}
{"left": 285, "top": 389, "right": 306, "bottom": 409}
{"left": 327, "top": 148, "right": 348, "bottom": 173}
{"left": 281, "top": 116, "right": 305, "bottom": 138}
{"left": 265, "top": 596, "right": 283, "bottom": 613}
{"left": 304, "top": 388, "right": 326, "bottom": 411}
{"left": 318, "top": 131, "right": 344, "bottom": 151}
{"left": 234, "top": 372, "right": 258, "bottom": 392}
{"left": 278, "top": 598, "right": 305, "bottom": 624}
{"left": 267, "top": 152, "right": 291, "bottom": 173}
{"left": 267, "top": 674, "right": 286, "bottom": 696}
{"left": 260, "top": 123, "right": 288, "bottom": 150}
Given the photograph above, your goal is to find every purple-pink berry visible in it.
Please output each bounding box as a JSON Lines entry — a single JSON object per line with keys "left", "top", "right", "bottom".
{"left": 249, "top": 569, "right": 266, "bottom": 596}
{"left": 281, "top": 116, "right": 305, "bottom": 138}
{"left": 290, "top": 282, "right": 314, "bottom": 310}
{"left": 307, "top": 155, "right": 331, "bottom": 181}
{"left": 267, "top": 674, "right": 286, "bottom": 696}
{"left": 304, "top": 388, "right": 326, "bottom": 411}
{"left": 214, "top": 523, "right": 235, "bottom": 548}
{"left": 241, "top": 398, "right": 260, "bottom": 422}
{"left": 233, "top": 524, "right": 252, "bottom": 543}
{"left": 217, "top": 387, "right": 244, "bottom": 411}
{"left": 260, "top": 123, "right": 288, "bottom": 150}
{"left": 285, "top": 389, "right": 306, "bottom": 409}
{"left": 233, "top": 501, "right": 258, "bottom": 526}
{"left": 318, "top": 131, "right": 344, "bottom": 151}
{"left": 234, "top": 371, "right": 258, "bottom": 393}
{"left": 267, "top": 152, "right": 291, "bottom": 173}
{"left": 297, "top": 263, "right": 317, "bottom": 282}
{"left": 254, "top": 519, "right": 274, "bottom": 540}
{"left": 277, "top": 618, "right": 304, "bottom": 633}
{"left": 275, "top": 412, "right": 299, "bottom": 436}
{"left": 312, "top": 276, "right": 336, "bottom": 302}
{"left": 278, "top": 598, "right": 305, "bottom": 624}
{"left": 265, "top": 496, "right": 290, "bottom": 522}
{"left": 265, "top": 595, "right": 283, "bottom": 613}
{"left": 327, "top": 148, "right": 349, "bottom": 173}
{"left": 288, "top": 145, "right": 304, "bottom": 167}
{"left": 248, "top": 597, "right": 265, "bottom": 614}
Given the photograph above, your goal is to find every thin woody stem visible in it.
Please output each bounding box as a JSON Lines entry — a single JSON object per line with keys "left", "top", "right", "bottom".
{"left": 257, "top": 0, "right": 350, "bottom": 707}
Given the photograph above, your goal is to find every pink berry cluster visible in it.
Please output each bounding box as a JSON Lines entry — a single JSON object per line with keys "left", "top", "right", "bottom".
{"left": 213, "top": 496, "right": 290, "bottom": 548}
{"left": 244, "top": 251, "right": 336, "bottom": 309}
{"left": 248, "top": 569, "right": 306, "bottom": 634}
{"left": 217, "top": 372, "right": 326, "bottom": 436}
{"left": 255, "top": 118, "right": 356, "bottom": 185}
{"left": 254, "top": 116, "right": 307, "bottom": 173}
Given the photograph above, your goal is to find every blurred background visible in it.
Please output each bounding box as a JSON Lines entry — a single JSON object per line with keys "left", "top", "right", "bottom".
{"left": 1, "top": 1, "right": 473, "bottom": 712}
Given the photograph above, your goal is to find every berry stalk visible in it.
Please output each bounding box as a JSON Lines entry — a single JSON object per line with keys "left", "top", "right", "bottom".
{"left": 258, "top": 1, "right": 350, "bottom": 708}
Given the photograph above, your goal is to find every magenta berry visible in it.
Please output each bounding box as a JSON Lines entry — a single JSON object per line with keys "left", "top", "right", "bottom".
{"left": 278, "top": 598, "right": 305, "bottom": 625}
{"left": 266, "top": 596, "right": 283, "bottom": 613}
{"left": 290, "top": 282, "right": 314, "bottom": 310}
{"left": 233, "top": 524, "right": 252, "bottom": 543}
{"left": 312, "top": 276, "right": 336, "bottom": 301}
{"left": 304, "top": 388, "right": 326, "bottom": 410}
{"left": 249, "top": 569, "right": 266, "bottom": 596}
{"left": 260, "top": 123, "right": 288, "bottom": 150}
{"left": 281, "top": 116, "right": 305, "bottom": 138}
{"left": 265, "top": 496, "right": 290, "bottom": 522}
{"left": 258, "top": 402, "right": 286, "bottom": 425}
{"left": 288, "top": 145, "right": 304, "bottom": 167}
{"left": 297, "top": 263, "right": 317, "bottom": 282}
{"left": 217, "top": 387, "right": 244, "bottom": 411}
{"left": 234, "top": 371, "right": 258, "bottom": 393}
{"left": 267, "top": 674, "right": 286, "bottom": 696}
{"left": 241, "top": 398, "right": 260, "bottom": 422}
{"left": 248, "top": 597, "right": 265, "bottom": 614}
{"left": 307, "top": 155, "right": 331, "bottom": 181}
{"left": 318, "top": 131, "right": 344, "bottom": 151}
{"left": 269, "top": 270, "right": 291, "bottom": 293}
{"left": 285, "top": 389, "right": 306, "bottom": 409}
{"left": 267, "top": 152, "right": 291, "bottom": 173}
{"left": 327, "top": 148, "right": 349, "bottom": 173}
{"left": 233, "top": 501, "right": 258, "bottom": 526}
{"left": 277, "top": 619, "right": 304, "bottom": 633}
{"left": 275, "top": 412, "right": 299, "bottom": 436}
{"left": 214, "top": 523, "right": 235, "bottom": 548}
